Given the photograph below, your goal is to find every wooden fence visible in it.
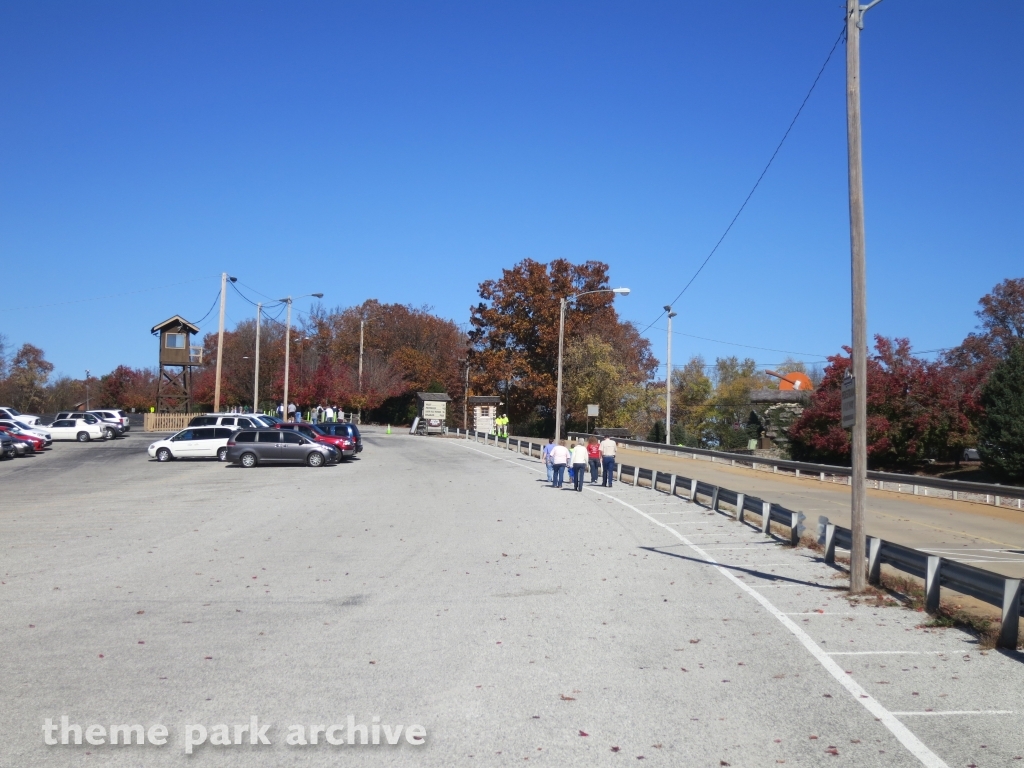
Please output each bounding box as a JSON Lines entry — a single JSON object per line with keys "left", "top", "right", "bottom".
{"left": 143, "top": 413, "right": 193, "bottom": 432}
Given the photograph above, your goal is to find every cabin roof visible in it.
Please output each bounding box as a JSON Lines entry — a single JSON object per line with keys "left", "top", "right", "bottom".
{"left": 151, "top": 316, "right": 201, "bottom": 335}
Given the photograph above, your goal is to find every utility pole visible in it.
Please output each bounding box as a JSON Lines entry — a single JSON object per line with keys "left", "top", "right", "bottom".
{"left": 846, "top": 0, "right": 882, "bottom": 593}
{"left": 84, "top": 370, "right": 90, "bottom": 410}
{"left": 664, "top": 305, "right": 677, "bottom": 445}
{"left": 357, "top": 319, "right": 364, "bottom": 425}
{"left": 253, "top": 302, "right": 261, "bottom": 413}
{"left": 282, "top": 298, "right": 293, "bottom": 422}
{"left": 213, "top": 272, "right": 236, "bottom": 413}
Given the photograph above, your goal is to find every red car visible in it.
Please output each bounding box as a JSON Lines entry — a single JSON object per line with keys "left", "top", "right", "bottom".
{"left": 274, "top": 422, "right": 356, "bottom": 459}
{"left": 0, "top": 425, "right": 44, "bottom": 453}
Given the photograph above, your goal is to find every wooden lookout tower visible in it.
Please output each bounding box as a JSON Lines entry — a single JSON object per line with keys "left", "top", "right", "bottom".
{"left": 151, "top": 315, "right": 203, "bottom": 412}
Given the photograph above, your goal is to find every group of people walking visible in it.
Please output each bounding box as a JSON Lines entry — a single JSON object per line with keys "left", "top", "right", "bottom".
{"left": 542, "top": 435, "right": 617, "bottom": 491}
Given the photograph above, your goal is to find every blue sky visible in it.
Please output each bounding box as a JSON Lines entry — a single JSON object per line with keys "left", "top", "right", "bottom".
{"left": 1, "top": 1, "right": 1021, "bottom": 380}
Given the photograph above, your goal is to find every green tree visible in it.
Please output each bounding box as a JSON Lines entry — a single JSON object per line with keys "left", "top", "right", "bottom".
{"left": 977, "top": 342, "right": 1024, "bottom": 482}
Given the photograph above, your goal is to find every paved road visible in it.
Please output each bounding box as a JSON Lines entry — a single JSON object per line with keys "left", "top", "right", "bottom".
{"left": 2, "top": 431, "right": 1022, "bottom": 767}
{"left": 588, "top": 443, "right": 1024, "bottom": 580}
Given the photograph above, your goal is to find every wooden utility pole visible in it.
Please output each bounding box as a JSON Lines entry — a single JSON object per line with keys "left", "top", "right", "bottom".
{"left": 252, "top": 302, "right": 262, "bottom": 413}
{"left": 358, "top": 319, "right": 364, "bottom": 425}
{"left": 846, "top": 0, "right": 882, "bottom": 593}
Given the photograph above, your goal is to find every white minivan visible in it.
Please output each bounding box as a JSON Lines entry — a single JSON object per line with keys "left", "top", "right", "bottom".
{"left": 148, "top": 426, "right": 235, "bottom": 462}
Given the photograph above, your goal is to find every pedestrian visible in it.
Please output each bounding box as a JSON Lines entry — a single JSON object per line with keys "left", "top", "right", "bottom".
{"left": 277, "top": 403, "right": 284, "bottom": 419}
{"left": 325, "top": 405, "right": 335, "bottom": 423}
{"left": 549, "top": 440, "right": 571, "bottom": 488}
{"left": 542, "top": 438, "right": 555, "bottom": 483}
{"left": 600, "top": 434, "right": 617, "bottom": 487}
{"left": 571, "top": 441, "right": 588, "bottom": 492}
{"left": 287, "top": 402, "right": 297, "bottom": 421}
{"left": 587, "top": 436, "right": 601, "bottom": 484}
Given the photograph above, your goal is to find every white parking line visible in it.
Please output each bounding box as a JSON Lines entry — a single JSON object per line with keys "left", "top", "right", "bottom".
{"left": 828, "top": 651, "right": 947, "bottom": 656}
{"left": 890, "top": 711, "right": 1015, "bottom": 716}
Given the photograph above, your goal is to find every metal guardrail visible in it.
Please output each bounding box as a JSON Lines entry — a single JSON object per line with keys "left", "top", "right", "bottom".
{"left": 455, "top": 427, "right": 1022, "bottom": 648}
{"left": 567, "top": 431, "right": 1024, "bottom": 508}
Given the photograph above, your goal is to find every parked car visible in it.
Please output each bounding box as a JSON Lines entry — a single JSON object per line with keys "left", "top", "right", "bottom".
{"left": 0, "top": 406, "right": 40, "bottom": 426}
{"left": 0, "top": 419, "right": 52, "bottom": 444}
{"left": 56, "top": 411, "right": 124, "bottom": 440}
{"left": 225, "top": 429, "right": 338, "bottom": 467}
{"left": 317, "top": 422, "right": 363, "bottom": 453}
{"left": 962, "top": 448, "right": 981, "bottom": 461}
{"left": 47, "top": 418, "right": 106, "bottom": 442}
{"left": 0, "top": 431, "right": 15, "bottom": 459}
{"left": 148, "top": 427, "right": 236, "bottom": 462}
{"left": 187, "top": 414, "right": 269, "bottom": 430}
{"left": 274, "top": 422, "right": 356, "bottom": 459}
{"left": 88, "top": 409, "right": 131, "bottom": 432}
{"left": 0, "top": 425, "right": 45, "bottom": 453}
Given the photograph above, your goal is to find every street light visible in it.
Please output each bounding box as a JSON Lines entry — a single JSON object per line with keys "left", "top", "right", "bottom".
{"left": 279, "top": 293, "right": 324, "bottom": 422}
{"left": 84, "top": 370, "right": 91, "bottom": 411}
{"left": 554, "top": 287, "right": 630, "bottom": 441}
{"left": 664, "top": 305, "right": 678, "bottom": 446}
{"left": 213, "top": 273, "right": 238, "bottom": 413}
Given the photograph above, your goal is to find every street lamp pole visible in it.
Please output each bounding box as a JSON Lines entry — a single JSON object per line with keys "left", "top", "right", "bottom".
{"left": 213, "top": 272, "right": 237, "bottom": 413}
{"left": 253, "top": 302, "right": 261, "bottom": 414}
{"left": 358, "top": 319, "right": 364, "bottom": 425}
{"left": 664, "top": 306, "right": 677, "bottom": 445}
{"left": 554, "top": 287, "right": 630, "bottom": 441}
{"left": 279, "top": 292, "right": 323, "bottom": 423}
{"left": 84, "top": 370, "right": 90, "bottom": 411}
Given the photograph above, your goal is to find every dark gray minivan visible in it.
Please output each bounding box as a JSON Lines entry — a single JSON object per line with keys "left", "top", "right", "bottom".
{"left": 225, "top": 429, "right": 338, "bottom": 468}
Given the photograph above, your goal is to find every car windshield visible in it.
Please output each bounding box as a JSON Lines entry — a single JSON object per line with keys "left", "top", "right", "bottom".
{"left": 309, "top": 424, "right": 329, "bottom": 435}
{"left": 6, "top": 407, "right": 21, "bottom": 416}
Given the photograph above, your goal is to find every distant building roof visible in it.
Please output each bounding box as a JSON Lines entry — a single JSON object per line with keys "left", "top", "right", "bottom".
{"left": 467, "top": 396, "right": 501, "bottom": 405}
{"left": 416, "top": 392, "right": 452, "bottom": 402}
{"left": 151, "top": 316, "right": 201, "bottom": 335}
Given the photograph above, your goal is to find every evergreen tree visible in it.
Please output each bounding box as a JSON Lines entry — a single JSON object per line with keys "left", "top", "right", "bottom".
{"left": 977, "top": 342, "right": 1024, "bottom": 482}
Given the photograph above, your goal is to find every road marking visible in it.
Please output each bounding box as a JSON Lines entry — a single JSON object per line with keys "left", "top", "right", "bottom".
{"left": 828, "top": 651, "right": 947, "bottom": 655}
{"left": 786, "top": 612, "right": 857, "bottom": 616}
{"left": 455, "top": 438, "right": 951, "bottom": 767}
{"left": 889, "top": 711, "right": 1015, "bottom": 716}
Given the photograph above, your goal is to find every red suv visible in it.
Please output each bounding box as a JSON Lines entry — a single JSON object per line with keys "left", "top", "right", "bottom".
{"left": 274, "top": 422, "right": 356, "bottom": 459}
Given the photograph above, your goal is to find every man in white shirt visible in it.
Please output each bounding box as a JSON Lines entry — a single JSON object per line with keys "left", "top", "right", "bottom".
{"left": 549, "top": 440, "right": 571, "bottom": 488}
{"left": 570, "top": 442, "right": 589, "bottom": 492}
{"left": 599, "top": 436, "right": 617, "bottom": 487}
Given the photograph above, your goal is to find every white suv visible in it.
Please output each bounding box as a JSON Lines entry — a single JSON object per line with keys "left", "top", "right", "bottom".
{"left": 0, "top": 406, "right": 40, "bottom": 426}
{"left": 149, "top": 426, "right": 235, "bottom": 462}
{"left": 187, "top": 414, "right": 270, "bottom": 430}
{"left": 88, "top": 409, "right": 130, "bottom": 432}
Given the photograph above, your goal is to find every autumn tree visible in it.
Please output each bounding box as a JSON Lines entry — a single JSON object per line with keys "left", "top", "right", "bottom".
{"left": 2, "top": 344, "right": 53, "bottom": 413}
{"left": 98, "top": 366, "right": 158, "bottom": 411}
{"left": 469, "top": 258, "right": 655, "bottom": 434}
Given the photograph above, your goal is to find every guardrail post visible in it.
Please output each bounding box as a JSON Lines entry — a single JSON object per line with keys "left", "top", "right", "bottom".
{"left": 820, "top": 472, "right": 825, "bottom": 482}
{"left": 817, "top": 516, "right": 829, "bottom": 546}
{"left": 617, "top": 463, "right": 623, "bottom": 482}
{"left": 868, "top": 537, "right": 882, "bottom": 585}
{"left": 998, "top": 579, "right": 1022, "bottom": 649}
{"left": 824, "top": 524, "right": 837, "bottom": 564}
{"left": 735, "top": 493, "right": 745, "bottom": 522}
{"left": 913, "top": 484, "right": 919, "bottom": 496}
{"left": 789, "top": 513, "right": 802, "bottom": 546}
{"left": 669, "top": 474, "right": 677, "bottom": 497}
{"left": 761, "top": 502, "right": 771, "bottom": 535}
{"left": 925, "top": 557, "right": 941, "bottom": 614}
{"left": 632, "top": 466, "right": 639, "bottom": 487}
{"left": 772, "top": 465, "right": 778, "bottom": 474}
{"left": 710, "top": 486, "right": 719, "bottom": 511}
{"left": 651, "top": 471, "right": 659, "bottom": 493}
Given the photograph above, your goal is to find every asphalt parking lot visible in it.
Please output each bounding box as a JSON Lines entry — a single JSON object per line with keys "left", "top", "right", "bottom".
{"left": 2, "top": 430, "right": 1023, "bottom": 767}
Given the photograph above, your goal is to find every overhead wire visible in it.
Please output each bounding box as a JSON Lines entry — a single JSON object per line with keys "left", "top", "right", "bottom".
{"left": 640, "top": 24, "right": 847, "bottom": 336}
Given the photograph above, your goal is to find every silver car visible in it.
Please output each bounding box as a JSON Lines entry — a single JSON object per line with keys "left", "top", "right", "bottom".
{"left": 225, "top": 429, "right": 338, "bottom": 468}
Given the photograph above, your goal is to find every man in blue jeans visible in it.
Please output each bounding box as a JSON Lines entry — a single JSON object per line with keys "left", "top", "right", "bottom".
{"left": 599, "top": 435, "right": 617, "bottom": 487}
{"left": 549, "top": 441, "right": 571, "bottom": 488}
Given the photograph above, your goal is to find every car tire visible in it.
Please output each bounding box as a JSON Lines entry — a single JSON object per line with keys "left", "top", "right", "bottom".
{"left": 104, "top": 428, "right": 115, "bottom": 440}
{"left": 307, "top": 451, "right": 324, "bottom": 467}
{"left": 240, "top": 452, "right": 257, "bottom": 468}
{"left": 217, "top": 447, "right": 228, "bottom": 462}
{"left": 77, "top": 432, "right": 90, "bottom": 442}
{"left": 156, "top": 447, "right": 172, "bottom": 462}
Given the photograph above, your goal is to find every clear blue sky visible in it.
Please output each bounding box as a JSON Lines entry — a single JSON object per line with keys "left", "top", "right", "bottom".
{"left": 1, "top": 1, "right": 1021, "bottom": 380}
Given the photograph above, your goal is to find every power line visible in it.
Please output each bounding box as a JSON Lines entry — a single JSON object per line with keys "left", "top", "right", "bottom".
{"left": 641, "top": 25, "right": 847, "bottom": 335}
{"left": 192, "top": 290, "right": 223, "bottom": 328}
{"left": 649, "top": 325, "right": 829, "bottom": 358}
